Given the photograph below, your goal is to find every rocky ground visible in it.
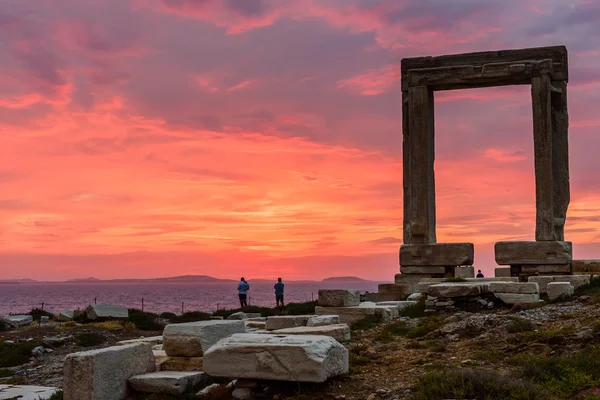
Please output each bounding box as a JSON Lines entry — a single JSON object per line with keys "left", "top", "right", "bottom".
{"left": 3, "top": 294, "right": 600, "bottom": 399}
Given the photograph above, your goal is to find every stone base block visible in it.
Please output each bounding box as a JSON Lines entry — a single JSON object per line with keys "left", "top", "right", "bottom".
{"left": 494, "top": 241, "right": 572, "bottom": 265}
{"left": 265, "top": 315, "right": 310, "bottom": 331}
{"left": 494, "top": 293, "right": 540, "bottom": 305}
{"left": 377, "top": 283, "right": 412, "bottom": 301}
{"left": 315, "top": 305, "right": 397, "bottom": 324}
{"left": 521, "top": 264, "right": 571, "bottom": 274}
{"left": 495, "top": 268, "right": 512, "bottom": 277}
{"left": 400, "top": 266, "right": 446, "bottom": 274}
{"left": 163, "top": 320, "right": 246, "bottom": 357}
{"left": 203, "top": 333, "right": 349, "bottom": 383}
{"left": 572, "top": 260, "right": 600, "bottom": 273}
{"left": 395, "top": 273, "right": 442, "bottom": 283}
{"left": 268, "top": 324, "right": 351, "bottom": 342}
{"left": 547, "top": 282, "right": 574, "bottom": 301}
{"left": 129, "top": 371, "right": 208, "bottom": 395}
{"left": 63, "top": 343, "right": 155, "bottom": 400}
{"left": 400, "top": 242, "right": 474, "bottom": 266}
{"left": 317, "top": 290, "right": 360, "bottom": 307}
{"left": 455, "top": 266, "right": 475, "bottom": 278}
{"left": 306, "top": 315, "right": 339, "bottom": 327}
{"left": 528, "top": 275, "right": 591, "bottom": 294}
{"left": 489, "top": 282, "right": 539, "bottom": 294}
{"left": 427, "top": 282, "right": 489, "bottom": 298}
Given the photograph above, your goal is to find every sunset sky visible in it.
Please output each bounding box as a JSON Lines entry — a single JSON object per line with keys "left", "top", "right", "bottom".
{"left": 1, "top": 0, "right": 600, "bottom": 281}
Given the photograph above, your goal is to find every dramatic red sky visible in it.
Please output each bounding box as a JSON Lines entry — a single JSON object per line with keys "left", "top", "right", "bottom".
{"left": 1, "top": 0, "right": 600, "bottom": 281}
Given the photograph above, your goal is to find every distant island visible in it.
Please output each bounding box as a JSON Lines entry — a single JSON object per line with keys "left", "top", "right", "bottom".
{"left": 0, "top": 275, "right": 379, "bottom": 284}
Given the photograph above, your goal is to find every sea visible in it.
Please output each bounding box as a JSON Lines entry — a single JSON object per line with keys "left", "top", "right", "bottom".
{"left": 0, "top": 281, "right": 382, "bottom": 316}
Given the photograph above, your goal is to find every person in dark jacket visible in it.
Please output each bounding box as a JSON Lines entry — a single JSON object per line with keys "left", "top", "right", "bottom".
{"left": 237, "top": 277, "right": 249, "bottom": 307}
{"left": 274, "top": 277, "right": 284, "bottom": 307}
{"left": 476, "top": 270, "right": 484, "bottom": 278}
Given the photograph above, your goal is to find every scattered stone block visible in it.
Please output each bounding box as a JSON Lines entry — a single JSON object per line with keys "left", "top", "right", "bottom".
{"left": 203, "top": 333, "right": 349, "bottom": 383}
{"left": 495, "top": 268, "right": 512, "bottom": 277}
{"left": 400, "top": 242, "right": 474, "bottom": 266}
{"left": 63, "top": 343, "right": 155, "bottom": 400}
{"left": 265, "top": 315, "right": 310, "bottom": 331}
{"left": 528, "top": 275, "right": 591, "bottom": 294}
{"left": 377, "top": 283, "right": 412, "bottom": 301}
{"left": 268, "top": 324, "right": 351, "bottom": 342}
{"left": 163, "top": 320, "right": 245, "bottom": 357}
{"left": 494, "top": 241, "right": 572, "bottom": 265}
{"left": 85, "top": 304, "right": 128, "bottom": 321}
{"left": 572, "top": 260, "right": 600, "bottom": 273}
{"left": 400, "top": 266, "right": 446, "bottom": 274}
{"left": 315, "top": 305, "right": 397, "bottom": 324}
{"left": 547, "top": 282, "right": 574, "bottom": 300}
{"left": 129, "top": 371, "right": 208, "bottom": 395}
{"left": 58, "top": 311, "right": 75, "bottom": 321}
{"left": 494, "top": 293, "right": 540, "bottom": 305}
{"left": 376, "top": 301, "right": 418, "bottom": 310}
{"left": 455, "top": 266, "right": 475, "bottom": 278}
{"left": 40, "top": 316, "right": 50, "bottom": 323}
{"left": 244, "top": 321, "right": 266, "bottom": 329}
{"left": 488, "top": 282, "right": 539, "bottom": 294}
{"left": 0, "top": 385, "right": 59, "bottom": 400}
{"left": 117, "top": 336, "right": 163, "bottom": 346}
{"left": 407, "top": 293, "right": 425, "bottom": 301}
{"left": 317, "top": 290, "right": 360, "bottom": 307}
{"left": 306, "top": 315, "right": 339, "bottom": 327}
{"left": 427, "top": 283, "right": 489, "bottom": 298}
{"left": 227, "top": 312, "right": 248, "bottom": 320}
{"left": 2, "top": 315, "right": 33, "bottom": 327}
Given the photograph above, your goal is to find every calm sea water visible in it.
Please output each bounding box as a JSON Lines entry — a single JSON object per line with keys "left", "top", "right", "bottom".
{"left": 0, "top": 281, "right": 382, "bottom": 316}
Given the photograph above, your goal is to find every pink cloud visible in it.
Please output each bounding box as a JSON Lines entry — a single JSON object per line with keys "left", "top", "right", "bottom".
{"left": 337, "top": 64, "right": 399, "bottom": 96}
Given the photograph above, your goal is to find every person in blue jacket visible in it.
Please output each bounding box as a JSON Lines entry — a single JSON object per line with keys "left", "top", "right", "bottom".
{"left": 237, "top": 277, "right": 249, "bottom": 308}
{"left": 274, "top": 277, "right": 285, "bottom": 308}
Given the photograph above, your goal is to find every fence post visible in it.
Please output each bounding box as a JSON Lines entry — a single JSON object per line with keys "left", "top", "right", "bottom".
{"left": 141, "top": 298, "right": 144, "bottom": 312}
{"left": 181, "top": 302, "right": 184, "bottom": 315}
{"left": 94, "top": 297, "right": 97, "bottom": 304}
{"left": 41, "top": 302, "right": 44, "bottom": 311}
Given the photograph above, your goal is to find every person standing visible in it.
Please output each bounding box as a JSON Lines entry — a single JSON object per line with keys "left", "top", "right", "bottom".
{"left": 237, "top": 277, "right": 249, "bottom": 308}
{"left": 476, "top": 270, "right": 484, "bottom": 278}
{"left": 274, "top": 277, "right": 285, "bottom": 308}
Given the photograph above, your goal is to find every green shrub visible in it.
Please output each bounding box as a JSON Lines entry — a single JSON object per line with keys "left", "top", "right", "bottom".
{"left": 350, "top": 313, "right": 384, "bottom": 331}
{"left": 399, "top": 300, "right": 427, "bottom": 318}
{"left": 159, "top": 312, "right": 177, "bottom": 320}
{"left": 49, "top": 390, "right": 64, "bottom": 400}
{"left": 425, "top": 340, "right": 447, "bottom": 353}
{"left": 406, "top": 316, "right": 443, "bottom": 339}
{"left": 406, "top": 341, "right": 426, "bottom": 350}
{"left": 0, "top": 368, "right": 13, "bottom": 378}
{"left": 169, "top": 311, "right": 212, "bottom": 324}
{"left": 517, "top": 346, "right": 600, "bottom": 397}
{"left": 410, "top": 368, "right": 549, "bottom": 400}
{"left": 472, "top": 348, "right": 506, "bottom": 363}
{"left": 0, "top": 320, "right": 9, "bottom": 332}
{"left": 28, "top": 308, "right": 55, "bottom": 321}
{"left": 282, "top": 301, "right": 317, "bottom": 315}
{"left": 506, "top": 317, "right": 537, "bottom": 334}
{"left": 75, "top": 332, "right": 105, "bottom": 347}
{"left": 127, "top": 309, "right": 161, "bottom": 331}
{"left": 0, "top": 340, "right": 40, "bottom": 367}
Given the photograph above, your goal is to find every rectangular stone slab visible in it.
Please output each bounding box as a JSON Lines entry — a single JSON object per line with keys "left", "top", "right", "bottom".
{"left": 265, "top": 315, "right": 310, "bottom": 331}
{"left": 427, "top": 282, "right": 489, "bottom": 298}
{"left": 306, "top": 315, "right": 339, "bottom": 327}
{"left": 63, "top": 343, "right": 155, "bottom": 400}
{"left": 203, "top": 333, "right": 349, "bottom": 383}
{"left": 117, "top": 336, "right": 163, "bottom": 346}
{"left": 494, "top": 241, "right": 572, "bottom": 265}
{"left": 547, "top": 282, "right": 574, "bottom": 301}
{"left": 572, "top": 260, "right": 600, "bottom": 273}
{"left": 400, "top": 266, "right": 446, "bottom": 274}
{"left": 315, "top": 306, "right": 397, "bottom": 324}
{"left": 400, "top": 243, "right": 474, "bottom": 266}
{"left": 495, "top": 268, "right": 512, "bottom": 277}
{"left": 521, "top": 264, "right": 571, "bottom": 274}
{"left": 494, "top": 293, "right": 540, "bottom": 305}
{"left": 317, "top": 290, "right": 360, "bottom": 307}
{"left": 129, "top": 371, "right": 208, "bottom": 395}
{"left": 268, "top": 324, "right": 351, "bottom": 342}
{"left": 528, "top": 275, "right": 590, "bottom": 294}
{"left": 163, "top": 320, "right": 246, "bottom": 357}
{"left": 85, "top": 304, "right": 128, "bottom": 320}
{"left": 489, "top": 282, "right": 539, "bottom": 294}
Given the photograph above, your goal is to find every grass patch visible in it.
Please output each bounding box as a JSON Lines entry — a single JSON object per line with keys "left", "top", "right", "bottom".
{"left": 506, "top": 317, "right": 537, "bottom": 333}
{"left": 425, "top": 339, "right": 447, "bottom": 353}
{"left": 399, "top": 300, "right": 427, "bottom": 318}
{"left": 472, "top": 348, "right": 507, "bottom": 363}
{"left": 75, "top": 332, "right": 105, "bottom": 347}
{"left": 410, "top": 368, "right": 549, "bottom": 400}
{"left": 406, "top": 316, "right": 443, "bottom": 339}
{"left": 509, "top": 325, "right": 577, "bottom": 345}
{"left": 0, "top": 368, "right": 13, "bottom": 378}
{"left": 0, "top": 340, "right": 40, "bottom": 367}
{"left": 350, "top": 313, "right": 384, "bottom": 331}
{"left": 89, "top": 320, "right": 125, "bottom": 331}
{"left": 127, "top": 309, "right": 161, "bottom": 331}
{"left": 517, "top": 345, "right": 600, "bottom": 398}
{"left": 49, "top": 390, "right": 63, "bottom": 400}
{"left": 406, "top": 341, "right": 426, "bottom": 350}
{"left": 169, "top": 311, "right": 212, "bottom": 324}
{"left": 28, "top": 308, "right": 55, "bottom": 321}
{"left": 575, "top": 276, "right": 600, "bottom": 297}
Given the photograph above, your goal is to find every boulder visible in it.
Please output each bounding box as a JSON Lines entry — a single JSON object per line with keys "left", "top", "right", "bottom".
{"left": 494, "top": 293, "right": 540, "bottom": 305}
{"left": 428, "top": 283, "right": 488, "bottom": 298}
{"left": 85, "top": 304, "right": 128, "bottom": 321}
{"left": 116, "top": 336, "right": 163, "bottom": 346}
{"left": 232, "top": 387, "right": 253, "bottom": 399}
{"left": 63, "top": 343, "right": 155, "bottom": 400}
{"left": 265, "top": 315, "right": 310, "bottom": 331}
{"left": 58, "top": 311, "right": 75, "bottom": 321}
{"left": 547, "top": 282, "right": 574, "bottom": 301}
{"left": 2, "top": 315, "right": 33, "bottom": 327}
{"left": 129, "top": 371, "right": 209, "bottom": 395}
{"left": 315, "top": 305, "right": 397, "bottom": 324}
{"left": 203, "top": 333, "right": 349, "bottom": 383}
{"left": 488, "top": 282, "right": 539, "bottom": 294}
{"left": 32, "top": 346, "right": 45, "bottom": 357}
{"left": 227, "top": 312, "right": 248, "bottom": 320}
{"left": 269, "top": 324, "right": 351, "bottom": 342}
{"left": 317, "top": 290, "right": 360, "bottom": 307}
{"left": 306, "top": 315, "right": 339, "bottom": 327}
{"left": 407, "top": 293, "right": 425, "bottom": 301}
{"left": 163, "top": 320, "right": 246, "bottom": 357}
